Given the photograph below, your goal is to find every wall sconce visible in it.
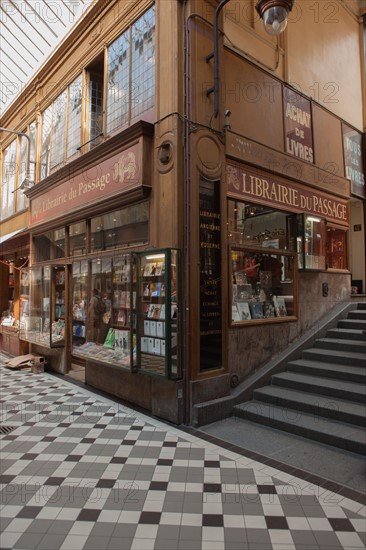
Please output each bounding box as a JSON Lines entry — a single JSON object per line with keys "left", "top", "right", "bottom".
{"left": 206, "top": 0, "right": 294, "bottom": 118}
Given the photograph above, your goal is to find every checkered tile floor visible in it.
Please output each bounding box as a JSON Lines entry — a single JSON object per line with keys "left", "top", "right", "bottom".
{"left": 0, "top": 363, "right": 365, "bottom": 550}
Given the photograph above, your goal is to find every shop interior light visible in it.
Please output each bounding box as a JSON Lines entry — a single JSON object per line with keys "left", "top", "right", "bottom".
{"left": 307, "top": 217, "right": 321, "bottom": 223}
{"left": 146, "top": 254, "right": 166, "bottom": 260}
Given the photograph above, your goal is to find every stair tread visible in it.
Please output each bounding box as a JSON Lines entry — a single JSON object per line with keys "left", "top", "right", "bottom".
{"left": 288, "top": 359, "right": 366, "bottom": 376}
{"left": 304, "top": 347, "right": 366, "bottom": 360}
{"left": 233, "top": 401, "right": 366, "bottom": 443}
{"left": 316, "top": 337, "right": 366, "bottom": 348}
{"left": 272, "top": 371, "right": 366, "bottom": 395}
{"left": 327, "top": 328, "right": 366, "bottom": 340}
{"left": 253, "top": 385, "right": 366, "bottom": 417}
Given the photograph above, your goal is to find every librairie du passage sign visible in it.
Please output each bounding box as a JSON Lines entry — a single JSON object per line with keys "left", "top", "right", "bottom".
{"left": 227, "top": 161, "right": 349, "bottom": 227}
{"left": 30, "top": 145, "right": 141, "bottom": 224}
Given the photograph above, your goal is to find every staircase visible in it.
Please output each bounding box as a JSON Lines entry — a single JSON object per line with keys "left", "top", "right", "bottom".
{"left": 233, "top": 303, "right": 366, "bottom": 455}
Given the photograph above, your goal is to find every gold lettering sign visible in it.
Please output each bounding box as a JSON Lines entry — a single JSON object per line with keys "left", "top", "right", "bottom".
{"left": 227, "top": 161, "right": 349, "bottom": 226}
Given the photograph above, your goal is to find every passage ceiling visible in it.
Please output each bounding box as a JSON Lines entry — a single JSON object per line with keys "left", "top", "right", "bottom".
{"left": 0, "top": 0, "right": 92, "bottom": 116}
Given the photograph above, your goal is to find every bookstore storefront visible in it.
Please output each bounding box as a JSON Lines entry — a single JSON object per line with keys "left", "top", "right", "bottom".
{"left": 22, "top": 123, "right": 183, "bottom": 422}
{"left": 226, "top": 160, "right": 350, "bottom": 327}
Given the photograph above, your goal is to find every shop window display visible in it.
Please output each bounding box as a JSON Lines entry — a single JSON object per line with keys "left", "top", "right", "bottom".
{"left": 136, "top": 249, "right": 181, "bottom": 379}
{"left": 230, "top": 246, "right": 296, "bottom": 324}
{"left": 326, "top": 226, "right": 348, "bottom": 270}
{"left": 72, "top": 255, "right": 137, "bottom": 370}
{"left": 19, "top": 266, "right": 65, "bottom": 346}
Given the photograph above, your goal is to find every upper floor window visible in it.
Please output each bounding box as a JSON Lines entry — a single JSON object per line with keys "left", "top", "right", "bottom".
{"left": 0, "top": 121, "right": 35, "bottom": 220}
{"left": 41, "top": 75, "right": 82, "bottom": 178}
{"left": 106, "top": 5, "right": 155, "bottom": 134}
{"left": 1, "top": 140, "right": 16, "bottom": 219}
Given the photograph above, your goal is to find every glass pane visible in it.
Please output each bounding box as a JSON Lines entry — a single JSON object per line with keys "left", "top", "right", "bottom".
{"left": 304, "top": 216, "right": 326, "bottom": 270}
{"left": 91, "top": 203, "right": 149, "bottom": 251}
{"left": 107, "top": 29, "right": 130, "bottom": 133}
{"left": 326, "top": 227, "right": 348, "bottom": 269}
{"left": 41, "top": 105, "right": 52, "bottom": 179}
{"left": 34, "top": 228, "right": 66, "bottom": 262}
{"left": 51, "top": 90, "right": 67, "bottom": 168}
{"left": 69, "top": 221, "right": 87, "bottom": 257}
{"left": 72, "top": 260, "right": 88, "bottom": 349}
{"left": 227, "top": 200, "right": 291, "bottom": 249}
{"left": 51, "top": 266, "right": 66, "bottom": 346}
{"left": 67, "top": 75, "right": 82, "bottom": 158}
{"left": 1, "top": 140, "right": 16, "bottom": 219}
{"left": 231, "top": 247, "right": 296, "bottom": 323}
{"left": 29, "top": 121, "right": 36, "bottom": 183}
{"left": 72, "top": 256, "right": 136, "bottom": 369}
{"left": 89, "top": 72, "right": 104, "bottom": 150}
{"left": 20, "top": 267, "right": 51, "bottom": 346}
{"left": 17, "top": 135, "right": 27, "bottom": 211}
{"left": 131, "top": 6, "right": 155, "bottom": 120}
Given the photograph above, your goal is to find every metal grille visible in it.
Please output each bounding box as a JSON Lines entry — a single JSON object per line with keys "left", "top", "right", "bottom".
{"left": 0, "top": 425, "right": 16, "bottom": 435}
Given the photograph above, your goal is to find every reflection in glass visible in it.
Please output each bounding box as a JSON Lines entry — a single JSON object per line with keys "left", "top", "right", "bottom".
{"left": 91, "top": 203, "right": 149, "bottom": 251}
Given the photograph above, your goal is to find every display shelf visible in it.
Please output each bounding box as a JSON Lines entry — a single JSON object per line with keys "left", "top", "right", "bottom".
{"left": 19, "top": 265, "right": 65, "bottom": 348}
{"left": 136, "top": 249, "right": 181, "bottom": 379}
{"left": 230, "top": 246, "right": 297, "bottom": 324}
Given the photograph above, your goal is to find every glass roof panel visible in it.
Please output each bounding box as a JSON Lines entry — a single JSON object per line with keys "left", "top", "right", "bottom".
{"left": 0, "top": 0, "right": 93, "bottom": 116}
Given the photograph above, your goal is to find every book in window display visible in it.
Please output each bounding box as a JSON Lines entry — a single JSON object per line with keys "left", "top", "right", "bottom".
{"left": 236, "top": 302, "right": 252, "bottom": 321}
{"left": 250, "top": 302, "right": 264, "bottom": 320}
{"left": 232, "top": 305, "right": 241, "bottom": 322}
{"left": 263, "top": 301, "right": 275, "bottom": 318}
{"left": 274, "top": 297, "right": 287, "bottom": 317}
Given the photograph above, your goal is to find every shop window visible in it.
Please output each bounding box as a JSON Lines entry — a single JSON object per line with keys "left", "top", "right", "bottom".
{"left": 69, "top": 221, "right": 87, "bottom": 257}
{"left": 326, "top": 226, "right": 348, "bottom": 270}
{"left": 90, "top": 203, "right": 149, "bottom": 252}
{"left": 230, "top": 246, "right": 297, "bottom": 324}
{"left": 72, "top": 255, "right": 136, "bottom": 370}
{"left": 296, "top": 215, "right": 326, "bottom": 270}
{"left": 34, "top": 228, "right": 66, "bottom": 262}
{"left": 227, "top": 200, "right": 296, "bottom": 250}
{"left": 19, "top": 265, "right": 65, "bottom": 348}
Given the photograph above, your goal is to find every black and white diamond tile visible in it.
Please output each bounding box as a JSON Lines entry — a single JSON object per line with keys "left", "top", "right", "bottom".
{"left": 0, "top": 364, "right": 365, "bottom": 550}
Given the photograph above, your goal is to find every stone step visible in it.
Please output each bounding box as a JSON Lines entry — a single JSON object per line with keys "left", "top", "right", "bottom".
{"left": 314, "top": 337, "right": 366, "bottom": 353}
{"left": 271, "top": 371, "right": 366, "bottom": 403}
{"left": 252, "top": 385, "right": 366, "bottom": 426}
{"left": 233, "top": 401, "right": 366, "bottom": 454}
{"left": 356, "top": 302, "right": 366, "bottom": 310}
{"left": 326, "top": 327, "right": 366, "bottom": 341}
{"left": 287, "top": 358, "right": 366, "bottom": 384}
{"left": 338, "top": 318, "right": 366, "bottom": 330}
{"left": 302, "top": 347, "right": 366, "bottom": 368}
{"left": 348, "top": 310, "right": 366, "bottom": 320}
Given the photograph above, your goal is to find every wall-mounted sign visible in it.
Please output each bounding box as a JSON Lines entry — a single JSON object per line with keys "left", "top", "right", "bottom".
{"left": 283, "top": 86, "right": 314, "bottom": 164}
{"left": 30, "top": 144, "right": 141, "bottom": 224}
{"left": 342, "top": 123, "right": 365, "bottom": 199}
{"left": 354, "top": 224, "right": 362, "bottom": 232}
{"left": 227, "top": 161, "right": 349, "bottom": 227}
